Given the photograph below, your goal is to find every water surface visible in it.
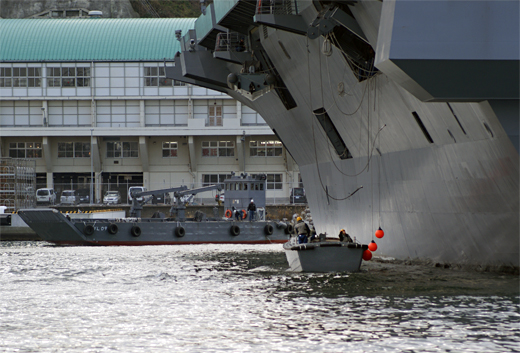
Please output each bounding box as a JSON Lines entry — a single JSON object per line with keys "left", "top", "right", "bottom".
{"left": 0, "top": 242, "right": 518, "bottom": 352}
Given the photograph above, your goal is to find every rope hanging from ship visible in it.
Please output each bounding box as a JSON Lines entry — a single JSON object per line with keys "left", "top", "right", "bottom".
{"left": 305, "top": 32, "right": 387, "bottom": 201}
{"left": 304, "top": 34, "right": 359, "bottom": 201}
{"left": 313, "top": 34, "right": 386, "bottom": 178}
{"left": 324, "top": 36, "right": 386, "bottom": 177}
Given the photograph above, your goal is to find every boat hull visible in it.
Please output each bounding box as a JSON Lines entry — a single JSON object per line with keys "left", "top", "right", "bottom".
{"left": 17, "top": 209, "right": 290, "bottom": 246}
{"left": 284, "top": 240, "right": 366, "bottom": 272}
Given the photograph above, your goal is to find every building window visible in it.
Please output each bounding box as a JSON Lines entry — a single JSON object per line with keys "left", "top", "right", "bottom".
{"left": 162, "top": 142, "right": 178, "bottom": 157}
{"left": 144, "top": 66, "right": 185, "bottom": 87}
{"left": 58, "top": 142, "right": 90, "bottom": 158}
{"left": 202, "top": 141, "right": 234, "bottom": 157}
{"left": 208, "top": 105, "right": 222, "bottom": 126}
{"left": 266, "top": 173, "right": 283, "bottom": 190}
{"left": 8, "top": 142, "right": 42, "bottom": 158}
{"left": 47, "top": 67, "right": 90, "bottom": 87}
{"left": 249, "top": 140, "right": 283, "bottom": 157}
{"left": 106, "top": 141, "right": 138, "bottom": 158}
{"left": 0, "top": 67, "right": 42, "bottom": 87}
{"left": 202, "top": 174, "right": 233, "bottom": 187}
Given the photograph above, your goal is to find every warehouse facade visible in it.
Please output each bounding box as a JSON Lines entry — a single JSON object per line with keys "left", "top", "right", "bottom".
{"left": 0, "top": 18, "right": 300, "bottom": 203}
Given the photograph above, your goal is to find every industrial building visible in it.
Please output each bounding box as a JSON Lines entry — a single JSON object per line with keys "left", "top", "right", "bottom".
{"left": 0, "top": 18, "right": 301, "bottom": 203}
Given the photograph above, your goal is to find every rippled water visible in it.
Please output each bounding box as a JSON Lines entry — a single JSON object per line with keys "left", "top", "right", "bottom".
{"left": 0, "top": 242, "right": 518, "bottom": 352}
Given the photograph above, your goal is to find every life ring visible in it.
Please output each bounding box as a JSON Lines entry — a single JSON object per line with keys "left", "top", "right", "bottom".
{"left": 285, "top": 224, "right": 294, "bottom": 234}
{"left": 84, "top": 224, "right": 95, "bottom": 236}
{"left": 241, "top": 210, "right": 247, "bottom": 219}
{"left": 230, "top": 225, "right": 240, "bottom": 236}
{"left": 175, "top": 226, "right": 185, "bottom": 237}
{"left": 131, "top": 225, "right": 141, "bottom": 237}
{"left": 264, "top": 224, "right": 274, "bottom": 236}
{"left": 225, "top": 209, "right": 232, "bottom": 218}
{"left": 108, "top": 223, "right": 118, "bottom": 234}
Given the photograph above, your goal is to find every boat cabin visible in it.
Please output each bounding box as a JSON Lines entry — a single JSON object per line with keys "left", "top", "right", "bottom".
{"left": 223, "top": 173, "right": 266, "bottom": 211}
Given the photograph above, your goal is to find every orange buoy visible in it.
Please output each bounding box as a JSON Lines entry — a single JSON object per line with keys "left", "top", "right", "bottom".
{"left": 225, "top": 209, "right": 232, "bottom": 218}
{"left": 362, "top": 249, "right": 372, "bottom": 261}
{"left": 368, "top": 240, "right": 378, "bottom": 252}
{"left": 241, "top": 210, "right": 247, "bottom": 219}
{"left": 375, "top": 227, "right": 384, "bottom": 239}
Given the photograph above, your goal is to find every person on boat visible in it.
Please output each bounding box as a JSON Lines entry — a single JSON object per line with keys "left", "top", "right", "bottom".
{"left": 339, "top": 229, "right": 353, "bottom": 242}
{"left": 247, "top": 199, "right": 256, "bottom": 221}
{"left": 295, "top": 216, "right": 310, "bottom": 244}
{"left": 232, "top": 206, "right": 241, "bottom": 221}
{"left": 236, "top": 38, "right": 245, "bottom": 52}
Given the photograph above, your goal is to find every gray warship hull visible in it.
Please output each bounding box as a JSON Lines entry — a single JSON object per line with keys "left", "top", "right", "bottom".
{"left": 17, "top": 209, "right": 290, "bottom": 246}
{"left": 169, "top": 0, "right": 519, "bottom": 268}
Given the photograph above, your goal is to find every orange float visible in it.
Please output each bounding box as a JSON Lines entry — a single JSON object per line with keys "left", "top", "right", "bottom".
{"left": 375, "top": 227, "right": 385, "bottom": 239}
{"left": 362, "top": 249, "right": 372, "bottom": 261}
{"left": 368, "top": 240, "right": 378, "bottom": 252}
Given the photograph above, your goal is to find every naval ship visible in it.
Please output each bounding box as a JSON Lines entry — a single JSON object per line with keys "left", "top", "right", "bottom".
{"left": 166, "top": 0, "right": 519, "bottom": 268}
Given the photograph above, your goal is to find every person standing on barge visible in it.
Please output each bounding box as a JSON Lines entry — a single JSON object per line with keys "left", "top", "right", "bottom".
{"left": 247, "top": 199, "right": 256, "bottom": 222}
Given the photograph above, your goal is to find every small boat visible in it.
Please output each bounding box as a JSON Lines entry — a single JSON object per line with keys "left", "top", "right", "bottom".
{"left": 283, "top": 236, "right": 368, "bottom": 272}
{"left": 17, "top": 174, "right": 293, "bottom": 246}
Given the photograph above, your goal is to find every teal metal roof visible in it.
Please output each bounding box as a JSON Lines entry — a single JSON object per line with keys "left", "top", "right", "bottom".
{"left": 0, "top": 18, "right": 196, "bottom": 62}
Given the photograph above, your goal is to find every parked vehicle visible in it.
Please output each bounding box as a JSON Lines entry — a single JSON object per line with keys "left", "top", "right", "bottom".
{"left": 103, "top": 191, "right": 122, "bottom": 205}
{"left": 128, "top": 186, "right": 146, "bottom": 203}
{"left": 60, "top": 190, "right": 77, "bottom": 205}
{"left": 290, "top": 187, "right": 307, "bottom": 204}
{"left": 36, "top": 188, "right": 56, "bottom": 205}
{"left": 77, "top": 189, "right": 91, "bottom": 204}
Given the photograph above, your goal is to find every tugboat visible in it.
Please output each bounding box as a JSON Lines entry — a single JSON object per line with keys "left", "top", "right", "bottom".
{"left": 17, "top": 174, "right": 293, "bottom": 246}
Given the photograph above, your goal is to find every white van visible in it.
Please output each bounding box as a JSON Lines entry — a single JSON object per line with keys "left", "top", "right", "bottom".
{"left": 36, "top": 188, "right": 56, "bottom": 205}
{"left": 60, "top": 190, "right": 77, "bottom": 205}
{"left": 128, "top": 186, "right": 146, "bottom": 203}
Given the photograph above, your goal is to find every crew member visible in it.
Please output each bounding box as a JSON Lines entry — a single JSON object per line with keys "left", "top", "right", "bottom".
{"left": 236, "top": 38, "right": 245, "bottom": 52}
{"left": 339, "top": 229, "right": 353, "bottom": 242}
{"left": 247, "top": 199, "right": 256, "bottom": 222}
{"left": 295, "top": 216, "right": 310, "bottom": 244}
{"left": 232, "top": 206, "right": 241, "bottom": 221}
{"left": 215, "top": 193, "right": 222, "bottom": 206}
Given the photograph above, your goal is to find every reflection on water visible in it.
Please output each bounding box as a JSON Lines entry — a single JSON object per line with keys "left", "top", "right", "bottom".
{"left": 0, "top": 242, "right": 518, "bottom": 353}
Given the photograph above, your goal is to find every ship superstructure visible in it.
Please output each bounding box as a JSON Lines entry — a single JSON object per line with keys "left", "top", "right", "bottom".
{"left": 167, "top": 0, "right": 519, "bottom": 267}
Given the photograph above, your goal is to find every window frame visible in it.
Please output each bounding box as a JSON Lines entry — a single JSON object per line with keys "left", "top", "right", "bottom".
{"left": 8, "top": 142, "right": 42, "bottom": 158}
{"left": 0, "top": 66, "right": 42, "bottom": 87}
{"left": 202, "top": 174, "right": 233, "bottom": 187}
{"left": 162, "top": 141, "right": 178, "bottom": 158}
{"left": 57, "top": 142, "right": 91, "bottom": 158}
{"left": 106, "top": 141, "right": 138, "bottom": 158}
{"left": 46, "top": 65, "right": 91, "bottom": 88}
{"left": 249, "top": 140, "right": 283, "bottom": 157}
{"left": 208, "top": 105, "right": 223, "bottom": 126}
{"left": 201, "top": 141, "right": 234, "bottom": 157}
{"left": 144, "top": 65, "right": 186, "bottom": 87}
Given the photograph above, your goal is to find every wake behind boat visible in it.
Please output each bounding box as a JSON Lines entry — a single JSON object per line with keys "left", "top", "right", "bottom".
{"left": 18, "top": 174, "right": 293, "bottom": 246}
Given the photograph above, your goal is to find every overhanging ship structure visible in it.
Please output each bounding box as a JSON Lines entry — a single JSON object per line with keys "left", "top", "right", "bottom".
{"left": 167, "top": 0, "right": 519, "bottom": 268}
